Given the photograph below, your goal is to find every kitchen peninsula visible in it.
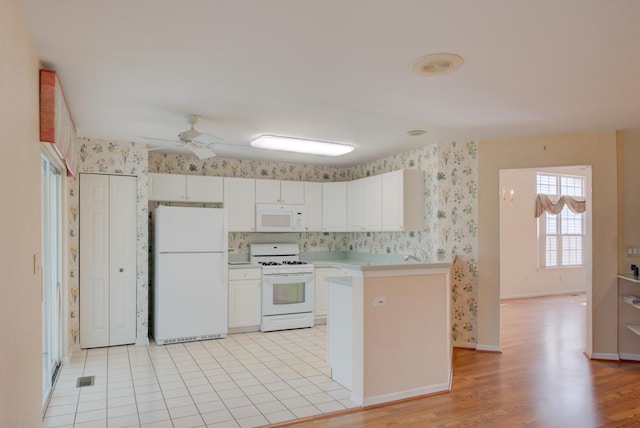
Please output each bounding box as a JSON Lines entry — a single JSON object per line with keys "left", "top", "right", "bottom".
{"left": 325, "top": 260, "right": 453, "bottom": 406}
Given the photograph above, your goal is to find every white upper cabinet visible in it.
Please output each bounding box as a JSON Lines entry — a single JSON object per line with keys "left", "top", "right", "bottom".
{"left": 149, "top": 173, "right": 223, "bottom": 203}
{"left": 364, "top": 175, "right": 382, "bottom": 231}
{"left": 223, "top": 177, "right": 256, "bottom": 232}
{"left": 322, "top": 182, "right": 347, "bottom": 232}
{"left": 382, "top": 169, "right": 425, "bottom": 231}
{"left": 186, "top": 175, "right": 223, "bottom": 202}
{"left": 347, "top": 179, "right": 365, "bottom": 231}
{"left": 148, "top": 173, "right": 184, "bottom": 202}
{"left": 255, "top": 179, "right": 280, "bottom": 203}
{"left": 348, "top": 176, "right": 382, "bottom": 232}
{"left": 281, "top": 181, "right": 305, "bottom": 204}
{"left": 255, "top": 179, "right": 305, "bottom": 204}
{"left": 150, "top": 171, "right": 422, "bottom": 233}
{"left": 304, "top": 182, "right": 322, "bottom": 232}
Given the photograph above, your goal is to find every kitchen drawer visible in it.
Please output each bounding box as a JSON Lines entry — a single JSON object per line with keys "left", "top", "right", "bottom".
{"left": 229, "top": 268, "right": 261, "bottom": 281}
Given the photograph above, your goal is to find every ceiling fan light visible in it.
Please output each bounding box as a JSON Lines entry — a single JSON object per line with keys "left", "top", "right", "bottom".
{"left": 250, "top": 135, "right": 354, "bottom": 156}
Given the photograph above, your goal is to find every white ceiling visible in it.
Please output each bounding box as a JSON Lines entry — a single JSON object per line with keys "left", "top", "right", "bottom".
{"left": 16, "top": 0, "right": 640, "bottom": 166}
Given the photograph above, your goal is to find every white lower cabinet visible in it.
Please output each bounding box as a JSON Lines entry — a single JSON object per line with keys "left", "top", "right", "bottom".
{"left": 228, "top": 268, "right": 261, "bottom": 331}
{"left": 80, "top": 174, "right": 137, "bottom": 348}
{"left": 314, "top": 267, "right": 342, "bottom": 324}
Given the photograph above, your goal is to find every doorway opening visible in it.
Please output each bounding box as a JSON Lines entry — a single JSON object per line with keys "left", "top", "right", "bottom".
{"left": 499, "top": 165, "right": 592, "bottom": 354}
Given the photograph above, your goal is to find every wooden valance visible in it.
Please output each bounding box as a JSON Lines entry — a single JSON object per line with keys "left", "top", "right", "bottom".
{"left": 40, "top": 69, "right": 77, "bottom": 177}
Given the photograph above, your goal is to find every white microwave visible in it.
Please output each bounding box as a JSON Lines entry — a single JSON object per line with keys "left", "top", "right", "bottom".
{"left": 256, "top": 204, "right": 305, "bottom": 232}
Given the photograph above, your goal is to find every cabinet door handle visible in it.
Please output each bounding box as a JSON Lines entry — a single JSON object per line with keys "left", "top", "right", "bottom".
{"left": 119, "top": 268, "right": 124, "bottom": 272}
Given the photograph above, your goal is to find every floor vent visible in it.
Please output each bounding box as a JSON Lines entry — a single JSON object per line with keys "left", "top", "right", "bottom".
{"left": 76, "top": 376, "right": 95, "bottom": 388}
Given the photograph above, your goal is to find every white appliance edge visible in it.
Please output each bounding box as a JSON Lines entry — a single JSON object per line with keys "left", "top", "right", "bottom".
{"left": 153, "top": 206, "right": 228, "bottom": 345}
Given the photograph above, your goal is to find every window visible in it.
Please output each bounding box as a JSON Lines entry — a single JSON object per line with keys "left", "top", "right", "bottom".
{"left": 537, "top": 173, "right": 585, "bottom": 268}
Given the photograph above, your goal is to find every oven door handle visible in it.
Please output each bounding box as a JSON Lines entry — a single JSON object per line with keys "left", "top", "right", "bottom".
{"left": 263, "top": 273, "right": 313, "bottom": 278}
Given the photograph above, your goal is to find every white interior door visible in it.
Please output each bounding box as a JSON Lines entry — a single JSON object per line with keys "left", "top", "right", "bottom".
{"left": 80, "top": 174, "right": 111, "bottom": 348}
{"left": 109, "top": 176, "right": 137, "bottom": 346}
{"left": 80, "top": 174, "right": 137, "bottom": 348}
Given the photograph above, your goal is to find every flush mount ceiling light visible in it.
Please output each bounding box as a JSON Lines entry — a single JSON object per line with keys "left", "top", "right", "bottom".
{"left": 407, "top": 129, "right": 426, "bottom": 136}
{"left": 411, "top": 53, "right": 464, "bottom": 76}
{"left": 250, "top": 135, "right": 354, "bottom": 156}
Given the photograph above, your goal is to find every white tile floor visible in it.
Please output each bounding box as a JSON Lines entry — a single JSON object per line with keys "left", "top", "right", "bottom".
{"left": 43, "top": 326, "right": 358, "bottom": 428}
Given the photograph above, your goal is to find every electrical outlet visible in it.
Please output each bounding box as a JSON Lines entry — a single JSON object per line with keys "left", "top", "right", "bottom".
{"left": 373, "top": 296, "right": 387, "bottom": 307}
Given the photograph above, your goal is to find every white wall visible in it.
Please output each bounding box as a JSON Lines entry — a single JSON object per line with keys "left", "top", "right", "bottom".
{"left": 500, "top": 167, "right": 588, "bottom": 299}
{"left": 0, "top": 0, "right": 44, "bottom": 425}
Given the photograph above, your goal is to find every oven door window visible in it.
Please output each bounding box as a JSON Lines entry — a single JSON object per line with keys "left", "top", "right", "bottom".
{"left": 273, "top": 282, "right": 305, "bottom": 305}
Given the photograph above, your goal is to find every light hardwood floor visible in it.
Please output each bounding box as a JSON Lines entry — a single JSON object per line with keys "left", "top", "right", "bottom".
{"left": 275, "top": 294, "right": 640, "bottom": 427}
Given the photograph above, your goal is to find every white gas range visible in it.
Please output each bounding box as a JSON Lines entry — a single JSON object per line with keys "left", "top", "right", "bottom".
{"left": 250, "top": 243, "right": 315, "bottom": 332}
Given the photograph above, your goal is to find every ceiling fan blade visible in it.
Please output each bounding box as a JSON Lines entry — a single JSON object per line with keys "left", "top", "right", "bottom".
{"left": 189, "top": 144, "right": 217, "bottom": 159}
{"left": 193, "top": 133, "right": 223, "bottom": 145}
{"left": 138, "top": 136, "right": 181, "bottom": 145}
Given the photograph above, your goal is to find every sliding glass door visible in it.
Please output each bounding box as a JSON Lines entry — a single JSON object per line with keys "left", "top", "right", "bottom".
{"left": 41, "top": 154, "right": 62, "bottom": 408}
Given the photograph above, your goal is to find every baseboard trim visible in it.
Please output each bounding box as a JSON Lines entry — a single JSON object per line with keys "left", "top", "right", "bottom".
{"left": 361, "top": 382, "right": 450, "bottom": 406}
{"left": 228, "top": 325, "right": 260, "bottom": 334}
{"left": 350, "top": 392, "right": 363, "bottom": 406}
{"left": 476, "top": 344, "right": 503, "bottom": 353}
{"left": 135, "top": 336, "right": 150, "bottom": 346}
{"left": 619, "top": 353, "right": 640, "bottom": 361}
{"left": 588, "top": 352, "right": 620, "bottom": 361}
{"left": 501, "top": 289, "right": 586, "bottom": 300}
{"left": 476, "top": 343, "right": 502, "bottom": 354}
{"left": 453, "top": 341, "right": 476, "bottom": 349}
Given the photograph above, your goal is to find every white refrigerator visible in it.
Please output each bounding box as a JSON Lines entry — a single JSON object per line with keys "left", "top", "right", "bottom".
{"left": 153, "top": 205, "right": 228, "bottom": 345}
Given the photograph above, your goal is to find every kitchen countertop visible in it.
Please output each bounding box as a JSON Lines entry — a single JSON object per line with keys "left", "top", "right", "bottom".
{"left": 324, "top": 276, "right": 353, "bottom": 286}
{"left": 311, "top": 259, "right": 451, "bottom": 272}
{"left": 228, "top": 262, "right": 261, "bottom": 269}
{"left": 228, "top": 251, "right": 452, "bottom": 271}
{"left": 228, "top": 259, "right": 451, "bottom": 271}
{"left": 618, "top": 274, "right": 640, "bottom": 283}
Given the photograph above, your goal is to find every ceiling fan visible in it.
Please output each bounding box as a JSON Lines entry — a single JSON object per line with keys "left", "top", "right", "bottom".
{"left": 141, "top": 114, "right": 224, "bottom": 159}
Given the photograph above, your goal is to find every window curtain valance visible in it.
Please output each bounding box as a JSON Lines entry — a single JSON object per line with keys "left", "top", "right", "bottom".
{"left": 535, "top": 194, "right": 586, "bottom": 218}
{"left": 40, "top": 69, "right": 78, "bottom": 177}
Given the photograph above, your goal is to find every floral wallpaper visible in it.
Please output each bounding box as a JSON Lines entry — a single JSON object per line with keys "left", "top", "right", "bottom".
{"left": 68, "top": 138, "right": 149, "bottom": 350}
{"left": 437, "top": 141, "right": 478, "bottom": 345}
{"left": 148, "top": 141, "right": 479, "bottom": 346}
{"left": 149, "top": 154, "right": 350, "bottom": 181}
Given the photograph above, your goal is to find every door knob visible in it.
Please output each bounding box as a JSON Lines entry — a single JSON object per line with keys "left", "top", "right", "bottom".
{"left": 119, "top": 268, "right": 124, "bottom": 272}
